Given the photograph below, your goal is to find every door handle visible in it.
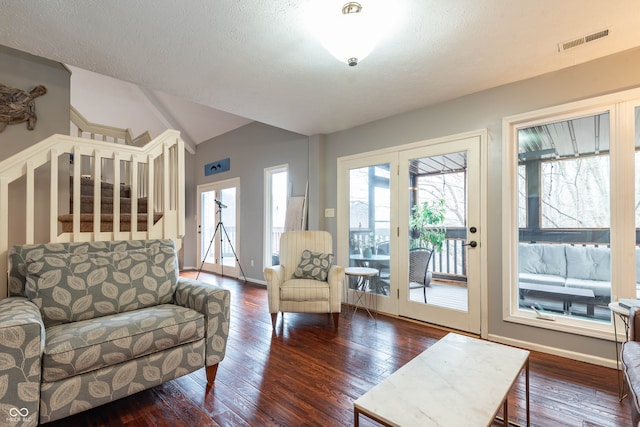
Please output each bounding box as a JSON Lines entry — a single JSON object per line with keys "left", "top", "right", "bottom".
{"left": 462, "top": 241, "right": 477, "bottom": 248}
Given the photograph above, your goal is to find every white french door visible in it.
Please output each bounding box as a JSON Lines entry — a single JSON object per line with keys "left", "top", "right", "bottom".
{"left": 197, "top": 178, "right": 240, "bottom": 277}
{"left": 338, "top": 132, "right": 485, "bottom": 334}
{"left": 398, "top": 135, "right": 482, "bottom": 334}
{"left": 339, "top": 153, "right": 399, "bottom": 315}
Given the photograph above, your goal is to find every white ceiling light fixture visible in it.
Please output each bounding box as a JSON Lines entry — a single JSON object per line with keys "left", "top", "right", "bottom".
{"left": 313, "top": 1, "right": 386, "bottom": 67}
{"left": 338, "top": 2, "right": 371, "bottom": 66}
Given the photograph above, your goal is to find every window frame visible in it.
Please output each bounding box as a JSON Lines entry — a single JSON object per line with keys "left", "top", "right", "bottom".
{"left": 502, "top": 89, "right": 640, "bottom": 340}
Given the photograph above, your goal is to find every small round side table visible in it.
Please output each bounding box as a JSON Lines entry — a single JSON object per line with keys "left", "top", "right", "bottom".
{"left": 345, "top": 267, "right": 379, "bottom": 321}
{"left": 609, "top": 301, "right": 630, "bottom": 401}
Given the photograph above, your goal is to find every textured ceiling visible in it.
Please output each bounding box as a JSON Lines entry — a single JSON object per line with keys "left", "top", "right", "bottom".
{"left": 1, "top": 0, "right": 640, "bottom": 141}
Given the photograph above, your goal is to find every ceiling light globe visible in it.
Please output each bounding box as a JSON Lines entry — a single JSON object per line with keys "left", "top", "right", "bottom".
{"left": 319, "top": 2, "right": 380, "bottom": 66}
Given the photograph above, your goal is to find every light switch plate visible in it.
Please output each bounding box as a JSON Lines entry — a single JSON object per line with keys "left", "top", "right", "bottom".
{"left": 324, "top": 208, "right": 335, "bottom": 218}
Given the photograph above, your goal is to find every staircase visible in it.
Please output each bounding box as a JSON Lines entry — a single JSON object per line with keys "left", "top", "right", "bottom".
{"left": 0, "top": 119, "right": 185, "bottom": 298}
{"left": 58, "top": 177, "right": 160, "bottom": 232}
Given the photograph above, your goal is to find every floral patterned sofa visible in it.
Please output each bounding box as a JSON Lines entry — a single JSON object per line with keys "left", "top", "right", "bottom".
{"left": 0, "top": 239, "right": 230, "bottom": 426}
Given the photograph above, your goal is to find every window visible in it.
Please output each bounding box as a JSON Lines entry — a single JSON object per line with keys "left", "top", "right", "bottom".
{"left": 540, "top": 155, "right": 610, "bottom": 228}
{"left": 264, "top": 165, "right": 288, "bottom": 268}
{"left": 518, "top": 165, "right": 527, "bottom": 228}
{"left": 416, "top": 170, "right": 466, "bottom": 227}
{"left": 349, "top": 164, "right": 391, "bottom": 254}
{"left": 348, "top": 163, "right": 391, "bottom": 296}
{"left": 503, "top": 90, "right": 640, "bottom": 339}
{"left": 413, "top": 155, "right": 468, "bottom": 279}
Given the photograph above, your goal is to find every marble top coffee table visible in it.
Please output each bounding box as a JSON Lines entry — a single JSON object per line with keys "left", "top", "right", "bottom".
{"left": 354, "top": 332, "right": 530, "bottom": 426}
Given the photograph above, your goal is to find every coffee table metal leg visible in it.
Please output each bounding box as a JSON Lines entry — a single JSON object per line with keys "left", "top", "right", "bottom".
{"left": 496, "top": 358, "right": 529, "bottom": 427}
{"left": 613, "top": 312, "right": 628, "bottom": 401}
{"left": 503, "top": 397, "right": 508, "bottom": 426}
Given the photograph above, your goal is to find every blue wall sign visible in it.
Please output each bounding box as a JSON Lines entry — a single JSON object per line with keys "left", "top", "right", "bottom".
{"left": 204, "top": 158, "right": 230, "bottom": 176}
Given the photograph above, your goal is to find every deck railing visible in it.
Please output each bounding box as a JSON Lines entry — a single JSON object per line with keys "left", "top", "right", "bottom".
{"left": 348, "top": 230, "right": 469, "bottom": 282}
{"left": 431, "top": 238, "right": 467, "bottom": 278}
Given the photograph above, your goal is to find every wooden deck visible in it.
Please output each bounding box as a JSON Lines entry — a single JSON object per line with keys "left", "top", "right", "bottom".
{"left": 410, "top": 281, "right": 612, "bottom": 321}
{"left": 410, "top": 280, "right": 469, "bottom": 311}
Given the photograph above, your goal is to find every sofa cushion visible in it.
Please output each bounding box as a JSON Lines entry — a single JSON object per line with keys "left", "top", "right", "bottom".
{"left": 280, "top": 278, "right": 330, "bottom": 301}
{"left": 518, "top": 243, "right": 567, "bottom": 277}
{"left": 622, "top": 341, "right": 640, "bottom": 423}
{"left": 42, "top": 304, "right": 204, "bottom": 382}
{"left": 565, "top": 278, "right": 611, "bottom": 298}
{"left": 25, "top": 247, "right": 178, "bottom": 326}
{"left": 518, "top": 273, "right": 566, "bottom": 287}
{"left": 565, "top": 245, "right": 610, "bottom": 282}
{"left": 8, "top": 239, "right": 178, "bottom": 298}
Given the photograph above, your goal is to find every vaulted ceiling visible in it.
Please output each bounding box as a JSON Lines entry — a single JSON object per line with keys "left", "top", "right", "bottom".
{"left": 1, "top": 0, "right": 639, "bottom": 148}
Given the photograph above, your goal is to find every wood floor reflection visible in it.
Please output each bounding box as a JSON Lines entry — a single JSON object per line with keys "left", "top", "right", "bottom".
{"left": 46, "top": 271, "right": 631, "bottom": 427}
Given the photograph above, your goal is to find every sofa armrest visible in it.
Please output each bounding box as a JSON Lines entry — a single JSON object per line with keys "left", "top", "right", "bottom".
{"left": 0, "top": 297, "right": 44, "bottom": 426}
{"left": 264, "top": 264, "right": 285, "bottom": 314}
{"left": 622, "top": 339, "right": 640, "bottom": 425}
{"left": 631, "top": 307, "right": 640, "bottom": 342}
{"left": 174, "top": 278, "right": 230, "bottom": 369}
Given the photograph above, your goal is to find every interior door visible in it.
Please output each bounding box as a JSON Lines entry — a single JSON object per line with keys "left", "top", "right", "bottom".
{"left": 398, "top": 136, "right": 482, "bottom": 333}
{"left": 197, "top": 178, "right": 240, "bottom": 277}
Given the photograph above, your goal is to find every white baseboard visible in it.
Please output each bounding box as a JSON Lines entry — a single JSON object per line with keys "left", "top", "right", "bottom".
{"left": 487, "top": 333, "right": 617, "bottom": 369}
{"left": 181, "top": 268, "right": 267, "bottom": 287}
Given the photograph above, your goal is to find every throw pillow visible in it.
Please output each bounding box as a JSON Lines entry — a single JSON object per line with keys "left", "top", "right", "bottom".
{"left": 24, "top": 247, "right": 178, "bottom": 326}
{"left": 293, "top": 250, "right": 334, "bottom": 281}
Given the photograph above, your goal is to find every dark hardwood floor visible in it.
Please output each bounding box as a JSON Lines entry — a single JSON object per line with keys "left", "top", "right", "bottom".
{"left": 46, "top": 271, "right": 631, "bottom": 427}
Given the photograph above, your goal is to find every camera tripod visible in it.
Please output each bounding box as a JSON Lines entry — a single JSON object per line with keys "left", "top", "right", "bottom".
{"left": 196, "top": 199, "right": 247, "bottom": 282}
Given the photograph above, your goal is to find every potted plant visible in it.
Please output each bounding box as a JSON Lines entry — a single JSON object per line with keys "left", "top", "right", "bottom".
{"left": 362, "top": 232, "right": 375, "bottom": 258}
{"left": 409, "top": 199, "right": 446, "bottom": 252}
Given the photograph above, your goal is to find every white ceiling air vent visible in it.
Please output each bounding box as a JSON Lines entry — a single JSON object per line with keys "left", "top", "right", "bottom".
{"left": 558, "top": 28, "right": 610, "bottom": 52}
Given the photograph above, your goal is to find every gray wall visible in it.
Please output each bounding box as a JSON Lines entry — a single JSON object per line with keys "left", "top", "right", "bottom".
{"left": 189, "top": 122, "right": 309, "bottom": 280}
{"left": 0, "top": 45, "right": 70, "bottom": 246}
{"left": 321, "top": 46, "right": 640, "bottom": 361}
{"left": 0, "top": 45, "right": 70, "bottom": 159}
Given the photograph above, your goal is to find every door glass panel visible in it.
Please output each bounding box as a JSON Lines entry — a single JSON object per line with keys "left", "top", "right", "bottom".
{"left": 517, "top": 113, "right": 611, "bottom": 322}
{"left": 201, "top": 190, "right": 217, "bottom": 264}
{"left": 408, "top": 151, "right": 468, "bottom": 311}
{"left": 267, "top": 168, "right": 287, "bottom": 267}
{"left": 200, "top": 186, "right": 237, "bottom": 269}
{"left": 219, "top": 187, "right": 237, "bottom": 268}
{"left": 349, "top": 163, "right": 390, "bottom": 296}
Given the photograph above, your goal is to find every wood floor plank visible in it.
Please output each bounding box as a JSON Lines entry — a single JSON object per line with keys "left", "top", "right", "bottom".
{"left": 43, "top": 271, "right": 632, "bottom": 427}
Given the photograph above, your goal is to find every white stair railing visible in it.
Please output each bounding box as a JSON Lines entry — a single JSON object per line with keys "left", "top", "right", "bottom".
{"left": 0, "top": 130, "right": 185, "bottom": 298}
{"left": 70, "top": 105, "right": 153, "bottom": 146}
